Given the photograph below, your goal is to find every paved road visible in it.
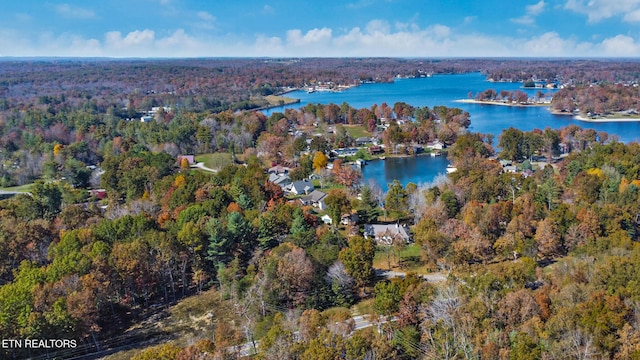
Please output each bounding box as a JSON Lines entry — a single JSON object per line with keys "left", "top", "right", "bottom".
{"left": 0, "top": 190, "right": 29, "bottom": 196}
{"left": 192, "top": 162, "right": 218, "bottom": 173}
{"left": 374, "top": 268, "right": 448, "bottom": 283}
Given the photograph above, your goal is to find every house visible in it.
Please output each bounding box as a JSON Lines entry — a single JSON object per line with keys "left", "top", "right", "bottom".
{"left": 321, "top": 214, "right": 333, "bottom": 224}
{"left": 332, "top": 148, "right": 358, "bottom": 157}
{"left": 503, "top": 165, "right": 518, "bottom": 173}
{"left": 288, "top": 180, "right": 314, "bottom": 195}
{"left": 178, "top": 155, "right": 195, "bottom": 165}
{"left": 426, "top": 140, "right": 445, "bottom": 150}
{"left": 299, "top": 190, "right": 327, "bottom": 210}
{"left": 341, "top": 213, "right": 359, "bottom": 225}
{"left": 268, "top": 165, "right": 290, "bottom": 175}
{"left": 368, "top": 146, "right": 385, "bottom": 155}
{"left": 355, "top": 137, "right": 372, "bottom": 146}
{"left": 268, "top": 173, "right": 292, "bottom": 189}
{"left": 363, "top": 223, "right": 411, "bottom": 245}
{"left": 89, "top": 189, "right": 107, "bottom": 200}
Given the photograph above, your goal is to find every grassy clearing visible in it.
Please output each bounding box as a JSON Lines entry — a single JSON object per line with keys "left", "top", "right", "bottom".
{"left": 0, "top": 183, "right": 33, "bottom": 192}
{"left": 373, "top": 244, "right": 428, "bottom": 274}
{"left": 343, "top": 125, "right": 372, "bottom": 139}
{"left": 264, "top": 95, "right": 299, "bottom": 106}
{"left": 195, "top": 153, "right": 233, "bottom": 170}
{"left": 352, "top": 299, "right": 375, "bottom": 317}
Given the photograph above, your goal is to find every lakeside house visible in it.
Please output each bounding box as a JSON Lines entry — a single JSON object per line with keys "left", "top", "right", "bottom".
{"left": 368, "top": 146, "right": 385, "bottom": 155}
{"left": 426, "top": 140, "right": 445, "bottom": 150}
{"left": 355, "top": 137, "right": 373, "bottom": 146}
{"left": 332, "top": 148, "right": 359, "bottom": 157}
{"left": 363, "top": 223, "right": 411, "bottom": 245}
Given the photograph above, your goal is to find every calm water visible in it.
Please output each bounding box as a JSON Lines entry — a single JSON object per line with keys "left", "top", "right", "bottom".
{"left": 265, "top": 72, "right": 640, "bottom": 187}
{"left": 360, "top": 156, "right": 449, "bottom": 190}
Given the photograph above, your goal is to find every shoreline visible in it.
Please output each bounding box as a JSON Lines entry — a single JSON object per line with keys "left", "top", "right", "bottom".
{"left": 572, "top": 114, "right": 640, "bottom": 123}
{"left": 455, "top": 99, "right": 550, "bottom": 108}
{"left": 548, "top": 109, "right": 640, "bottom": 123}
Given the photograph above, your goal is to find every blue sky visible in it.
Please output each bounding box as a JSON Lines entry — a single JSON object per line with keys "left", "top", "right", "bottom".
{"left": 2, "top": 0, "right": 640, "bottom": 57}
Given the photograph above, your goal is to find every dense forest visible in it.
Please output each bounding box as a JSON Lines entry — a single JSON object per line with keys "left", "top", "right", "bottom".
{"left": 1, "top": 58, "right": 640, "bottom": 359}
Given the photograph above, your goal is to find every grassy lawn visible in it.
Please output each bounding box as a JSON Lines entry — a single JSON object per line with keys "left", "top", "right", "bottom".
{"left": 0, "top": 183, "right": 34, "bottom": 192}
{"left": 264, "top": 94, "right": 299, "bottom": 106}
{"left": 195, "top": 153, "right": 233, "bottom": 170}
{"left": 373, "top": 244, "right": 427, "bottom": 274}
{"left": 343, "top": 125, "right": 372, "bottom": 139}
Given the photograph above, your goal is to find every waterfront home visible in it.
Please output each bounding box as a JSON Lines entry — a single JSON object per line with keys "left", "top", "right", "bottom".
{"left": 426, "top": 140, "right": 445, "bottom": 150}
{"left": 368, "top": 146, "right": 385, "bottom": 155}
{"left": 299, "top": 190, "right": 327, "bottom": 210}
{"left": 355, "top": 137, "right": 372, "bottom": 146}
{"left": 332, "top": 148, "right": 359, "bottom": 157}
{"left": 363, "top": 223, "right": 411, "bottom": 245}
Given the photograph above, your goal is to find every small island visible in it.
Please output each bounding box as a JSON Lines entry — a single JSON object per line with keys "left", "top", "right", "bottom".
{"left": 459, "top": 88, "right": 553, "bottom": 108}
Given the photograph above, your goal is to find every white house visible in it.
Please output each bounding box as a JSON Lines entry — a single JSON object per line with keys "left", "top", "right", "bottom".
{"left": 426, "top": 140, "right": 445, "bottom": 150}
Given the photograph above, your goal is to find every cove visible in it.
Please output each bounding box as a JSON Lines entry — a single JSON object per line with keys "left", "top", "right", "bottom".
{"left": 360, "top": 155, "right": 450, "bottom": 190}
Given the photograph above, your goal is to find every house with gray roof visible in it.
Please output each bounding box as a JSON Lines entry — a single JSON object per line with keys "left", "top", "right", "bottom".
{"left": 288, "top": 179, "right": 314, "bottom": 195}
{"left": 363, "top": 223, "right": 411, "bottom": 245}
{"left": 299, "top": 189, "right": 327, "bottom": 210}
{"left": 268, "top": 173, "right": 291, "bottom": 189}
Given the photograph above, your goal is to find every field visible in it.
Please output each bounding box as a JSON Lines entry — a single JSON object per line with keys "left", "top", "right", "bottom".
{"left": 195, "top": 153, "right": 233, "bottom": 170}
{"left": 343, "top": 125, "right": 373, "bottom": 139}
{"left": 264, "top": 94, "right": 300, "bottom": 106}
{"left": 373, "top": 244, "right": 427, "bottom": 274}
{"left": 0, "top": 183, "right": 33, "bottom": 193}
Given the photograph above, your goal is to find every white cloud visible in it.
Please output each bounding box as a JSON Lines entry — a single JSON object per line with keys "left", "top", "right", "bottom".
{"left": 511, "top": 1, "right": 546, "bottom": 26}
{"left": 463, "top": 16, "right": 477, "bottom": 25}
{"left": 624, "top": 9, "right": 640, "bottom": 22}
{"left": 526, "top": 1, "right": 547, "bottom": 16}
{"left": 565, "top": 0, "right": 640, "bottom": 22}
{"left": 365, "top": 20, "right": 391, "bottom": 34}
{"left": 3, "top": 22, "right": 640, "bottom": 58}
{"left": 55, "top": 4, "right": 96, "bottom": 19}
{"left": 286, "top": 27, "right": 333, "bottom": 47}
{"left": 347, "top": 0, "right": 375, "bottom": 9}
{"left": 197, "top": 11, "right": 215, "bottom": 21}
{"left": 105, "top": 29, "right": 156, "bottom": 52}
{"left": 511, "top": 16, "right": 534, "bottom": 25}
{"left": 262, "top": 5, "right": 275, "bottom": 14}
{"left": 600, "top": 34, "right": 640, "bottom": 55}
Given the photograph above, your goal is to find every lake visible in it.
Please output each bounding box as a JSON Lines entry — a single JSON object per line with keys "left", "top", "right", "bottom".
{"left": 264, "top": 72, "right": 640, "bottom": 187}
